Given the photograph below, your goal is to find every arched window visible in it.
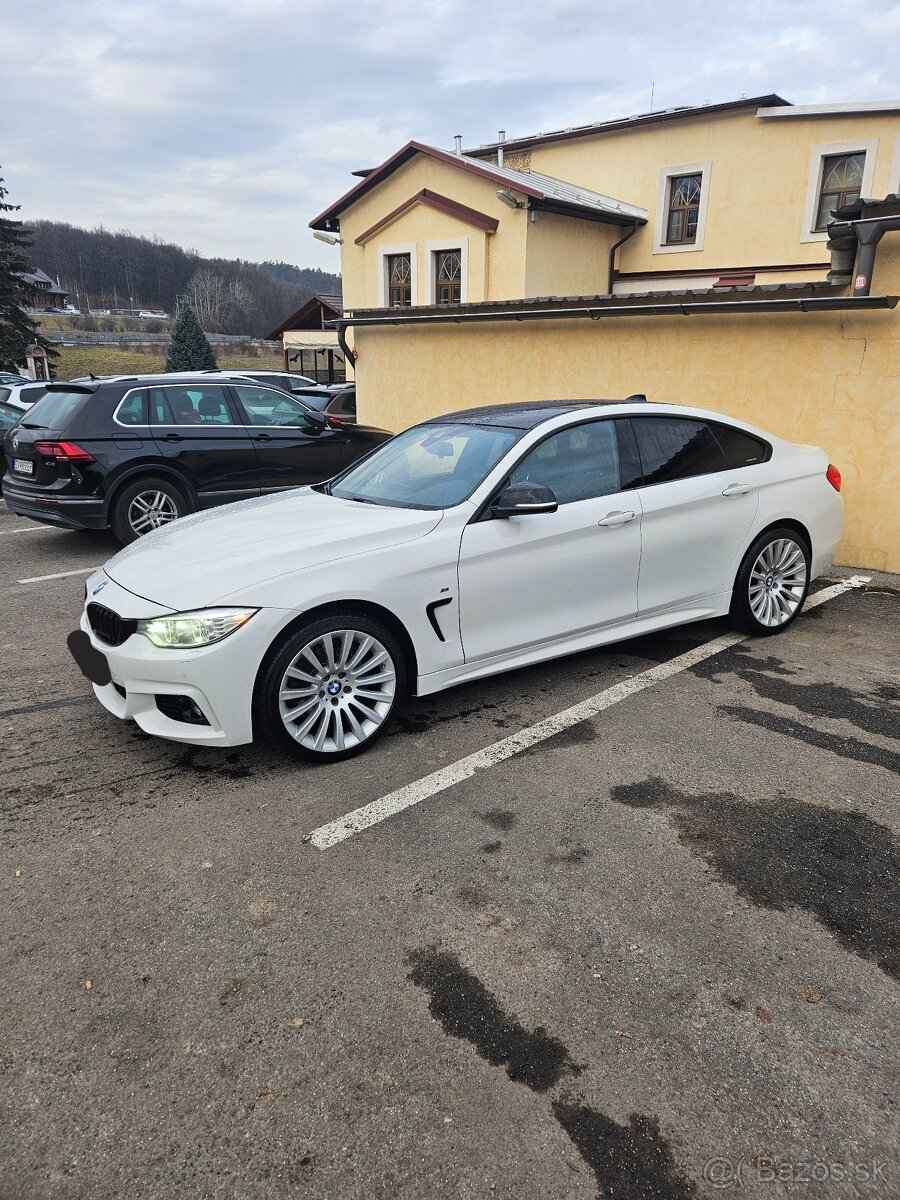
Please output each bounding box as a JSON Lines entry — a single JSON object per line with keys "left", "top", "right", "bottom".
{"left": 815, "top": 153, "right": 864, "bottom": 230}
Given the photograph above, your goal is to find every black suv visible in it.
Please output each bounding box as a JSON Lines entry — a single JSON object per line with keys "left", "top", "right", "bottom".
{"left": 2, "top": 375, "right": 390, "bottom": 544}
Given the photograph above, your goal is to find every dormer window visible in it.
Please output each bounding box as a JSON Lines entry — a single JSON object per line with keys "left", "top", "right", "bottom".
{"left": 814, "top": 153, "right": 865, "bottom": 230}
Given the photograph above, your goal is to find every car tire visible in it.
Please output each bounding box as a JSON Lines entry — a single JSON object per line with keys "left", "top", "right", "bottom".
{"left": 730, "top": 526, "right": 811, "bottom": 636}
{"left": 110, "top": 476, "right": 188, "bottom": 544}
{"left": 257, "top": 612, "right": 406, "bottom": 763}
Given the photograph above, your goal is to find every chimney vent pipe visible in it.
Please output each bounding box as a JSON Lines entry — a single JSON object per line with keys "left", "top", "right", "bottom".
{"left": 498, "top": 130, "right": 506, "bottom": 167}
{"left": 453, "top": 135, "right": 462, "bottom": 155}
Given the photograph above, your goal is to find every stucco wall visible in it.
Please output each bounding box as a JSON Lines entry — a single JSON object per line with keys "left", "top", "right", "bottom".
{"left": 526, "top": 110, "right": 900, "bottom": 275}
{"left": 524, "top": 214, "right": 618, "bottom": 297}
{"left": 353, "top": 243, "right": 900, "bottom": 572}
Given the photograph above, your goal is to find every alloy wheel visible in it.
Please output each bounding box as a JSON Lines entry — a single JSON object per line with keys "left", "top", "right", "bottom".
{"left": 128, "top": 489, "right": 179, "bottom": 535}
{"left": 748, "top": 537, "right": 808, "bottom": 628}
{"left": 278, "top": 629, "right": 397, "bottom": 753}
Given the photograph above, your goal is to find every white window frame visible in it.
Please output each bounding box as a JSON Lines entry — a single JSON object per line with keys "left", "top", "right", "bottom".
{"left": 800, "top": 138, "right": 878, "bottom": 243}
{"left": 653, "top": 163, "right": 712, "bottom": 255}
{"left": 890, "top": 135, "right": 900, "bottom": 194}
{"left": 378, "top": 243, "right": 418, "bottom": 308}
{"left": 425, "top": 238, "right": 469, "bottom": 304}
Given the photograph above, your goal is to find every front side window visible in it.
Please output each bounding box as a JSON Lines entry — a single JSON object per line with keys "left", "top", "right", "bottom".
{"left": 508, "top": 421, "right": 623, "bottom": 505}
{"left": 666, "top": 174, "right": 702, "bottom": 244}
{"left": 329, "top": 422, "right": 522, "bottom": 509}
{"left": 815, "top": 153, "right": 865, "bottom": 230}
{"left": 435, "top": 249, "right": 462, "bottom": 304}
{"left": 387, "top": 254, "right": 412, "bottom": 307}
{"left": 632, "top": 418, "right": 727, "bottom": 484}
{"left": 232, "top": 384, "right": 319, "bottom": 431}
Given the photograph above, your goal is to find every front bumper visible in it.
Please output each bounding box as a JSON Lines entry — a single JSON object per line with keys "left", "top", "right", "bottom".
{"left": 79, "top": 575, "right": 286, "bottom": 747}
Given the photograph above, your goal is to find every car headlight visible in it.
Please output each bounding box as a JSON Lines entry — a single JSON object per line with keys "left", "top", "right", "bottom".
{"left": 137, "top": 608, "right": 258, "bottom": 648}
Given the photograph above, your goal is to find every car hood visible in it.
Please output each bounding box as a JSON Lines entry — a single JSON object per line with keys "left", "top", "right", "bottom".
{"left": 103, "top": 488, "right": 444, "bottom": 610}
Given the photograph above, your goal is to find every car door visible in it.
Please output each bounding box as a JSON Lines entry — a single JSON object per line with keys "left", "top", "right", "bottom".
{"left": 458, "top": 418, "right": 643, "bottom": 663}
{"left": 229, "top": 383, "right": 347, "bottom": 491}
{"left": 149, "top": 384, "right": 260, "bottom": 507}
{"left": 630, "top": 415, "right": 761, "bottom": 614}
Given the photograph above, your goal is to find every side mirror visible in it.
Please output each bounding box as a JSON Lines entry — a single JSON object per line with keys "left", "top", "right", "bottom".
{"left": 491, "top": 481, "right": 558, "bottom": 518}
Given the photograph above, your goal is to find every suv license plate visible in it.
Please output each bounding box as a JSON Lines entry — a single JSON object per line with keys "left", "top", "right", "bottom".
{"left": 13, "top": 458, "right": 34, "bottom": 475}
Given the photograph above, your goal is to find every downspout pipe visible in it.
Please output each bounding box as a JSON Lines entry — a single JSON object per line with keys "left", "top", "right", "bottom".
{"left": 828, "top": 213, "right": 900, "bottom": 296}
{"left": 336, "top": 319, "right": 356, "bottom": 380}
{"left": 608, "top": 221, "right": 639, "bottom": 292}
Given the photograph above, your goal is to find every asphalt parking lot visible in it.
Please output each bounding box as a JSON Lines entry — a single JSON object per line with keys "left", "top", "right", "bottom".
{"left": 1, "top": 505, "right": 898, "bottom": 1200}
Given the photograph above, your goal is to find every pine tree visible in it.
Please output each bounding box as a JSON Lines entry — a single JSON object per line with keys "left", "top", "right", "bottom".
{"left": 0, "top": 169, "right": 56, "bottom": 372}
{"left": 165, "top": 303, "right": 218, "bottom": 371}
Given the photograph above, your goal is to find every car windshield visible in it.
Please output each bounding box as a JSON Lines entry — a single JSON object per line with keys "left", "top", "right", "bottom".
{"left": 328, "top": 422, "right": 523, "bottom": 509}
{"left": 297, "top": 391, "right": 330, "bottom": 411}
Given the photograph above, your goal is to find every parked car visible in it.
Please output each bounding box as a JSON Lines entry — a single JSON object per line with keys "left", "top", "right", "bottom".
{"left": 295, "top": 385, "right": 357, "bottom": 424}
{"left": 175, "top": 369, "right": 319, "bottom": 393}
{"left": 0, "top": 400, "right": 28, "bottom": 474}
{"left": 66, "top": 398, "right": 844, "bottom": 763}
{"left": 0, "top": 381, "right": 49, "bottom": 411}
{"left": 0, "top": 372, "right": 30, "bottom": 386}
{"left": 2, "top": 375, "right": 391, "bottom": 543}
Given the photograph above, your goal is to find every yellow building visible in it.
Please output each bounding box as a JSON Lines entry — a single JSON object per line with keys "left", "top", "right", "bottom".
{"left": 310, "top": 95, "right": 900, "bottom": 570}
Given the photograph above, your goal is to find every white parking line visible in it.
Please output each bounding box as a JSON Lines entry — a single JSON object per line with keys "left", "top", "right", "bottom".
{"left": 308, "top": 575, "right": 872, "bottom": 849}
{"left": 0, "top": 527, "right": 44, "bottom": 535}
{"left": 17, "top": 567, "right": 98, "bottom": 583}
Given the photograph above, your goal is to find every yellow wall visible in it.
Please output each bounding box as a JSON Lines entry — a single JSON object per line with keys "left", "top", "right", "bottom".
{"left": 353, "top": 241, "right": 900, "bottom": 572}
{"left": 339, "top": 156, "right": 528, "bottom": 308}
{"left": 521, "top": 110, "right": 900, "bottom": 275}
{"left": 524, "top": 213, "right": 618, "bottom": 296}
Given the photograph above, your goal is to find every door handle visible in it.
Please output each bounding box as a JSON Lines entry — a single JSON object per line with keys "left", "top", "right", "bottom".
{"left": 597, "top": 510, "right": 636, "bottom": 527}
{"left": 160, "top": 433, "right": 182, "bottom": 442}
{"left": 253, "top": 433, "right": 273, "bottom": 441}
{"left": 722, "top": 482, "right": 750, "bottom": 496}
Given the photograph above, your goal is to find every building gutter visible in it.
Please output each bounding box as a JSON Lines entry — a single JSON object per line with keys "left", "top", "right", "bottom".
{"left": 336, "top": 294, "right": 897, "bottom": 331}
{"left": 608, "top": 223, "right": 639, "bottom": 289}
{"left": 826, "top": 214, "right": 900, "bottom": 296}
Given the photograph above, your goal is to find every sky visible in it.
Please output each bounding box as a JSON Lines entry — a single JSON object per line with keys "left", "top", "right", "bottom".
{"left": 2, "top": 0, "right": 898, "bottom": 270}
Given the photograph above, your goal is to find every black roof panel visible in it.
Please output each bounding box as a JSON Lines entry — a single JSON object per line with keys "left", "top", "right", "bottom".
{"left": 432, "top": 398, "right": 645, "bottom": 429}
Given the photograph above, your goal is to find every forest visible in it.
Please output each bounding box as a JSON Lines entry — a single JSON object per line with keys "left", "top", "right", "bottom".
{"left": 24, "top": 221, "right": 341, "bottom": 337}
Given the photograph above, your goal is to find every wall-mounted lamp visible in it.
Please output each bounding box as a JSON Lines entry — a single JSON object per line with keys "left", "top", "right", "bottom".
{"left": 496, "top": 189, "right": 524, "bottom": 210}
{"left": 313, "top": 230, "right": 342, "bottom": 245}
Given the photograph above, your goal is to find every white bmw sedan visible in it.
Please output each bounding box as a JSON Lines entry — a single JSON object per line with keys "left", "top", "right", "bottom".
{"left": 69, "top": 399, "right": 844, "bottom": 762}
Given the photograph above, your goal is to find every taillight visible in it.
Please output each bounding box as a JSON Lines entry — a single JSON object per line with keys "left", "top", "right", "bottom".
{"left": 826, "top": 463, "right": 842, "bottom": 492}
{"left": 33, "top": 441, "right": 94, "bottom": 463}
{"left": 327, "top": 416, "right": 345, "bottom": 427}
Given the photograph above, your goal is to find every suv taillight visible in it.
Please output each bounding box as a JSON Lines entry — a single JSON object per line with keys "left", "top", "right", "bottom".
{"left": 826, "top": 463, "right": 842, "bottom": 492}
{"left": 33, "top": 441, "right": 94, "bottom": 463}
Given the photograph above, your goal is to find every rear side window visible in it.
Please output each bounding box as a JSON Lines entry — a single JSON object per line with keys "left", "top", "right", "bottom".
{"left": 0, "top": 388, "right": 10, "bottom": 403}
{"left": 17, "top": 389, "right": 89, "bottom": 431}
{"left": 151, "top": 385, "right": 234, "bottom": 425}
{"left": 631, "top": 417, "right": 728, "bottom": 484}
{"left": 20, "top": 386, "right": 48, "bottom": 406}
{"left": 115, "top": 391, "right": 149, "bottom": 425}
{"left": 712, "top": 423, "right": 769, "bottom": 468}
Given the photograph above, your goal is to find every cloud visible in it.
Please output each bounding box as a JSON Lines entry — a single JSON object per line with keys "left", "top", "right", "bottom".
{"left": 1, "top": 0, "right": 897, "bottom": 267}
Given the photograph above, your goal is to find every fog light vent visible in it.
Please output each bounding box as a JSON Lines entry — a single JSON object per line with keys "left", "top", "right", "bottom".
{"left": 155, "top": 694, "right": 210, "bottom": 726}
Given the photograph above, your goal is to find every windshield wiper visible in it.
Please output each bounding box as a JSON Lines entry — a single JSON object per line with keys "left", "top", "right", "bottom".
{"left": 346, "top": 494, "right": 379, "bottom": 505}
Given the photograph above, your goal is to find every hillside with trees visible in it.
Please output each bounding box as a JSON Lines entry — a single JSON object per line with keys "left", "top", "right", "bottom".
{"left": 24, "top": 221, "right": 340, "bottom": 337}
